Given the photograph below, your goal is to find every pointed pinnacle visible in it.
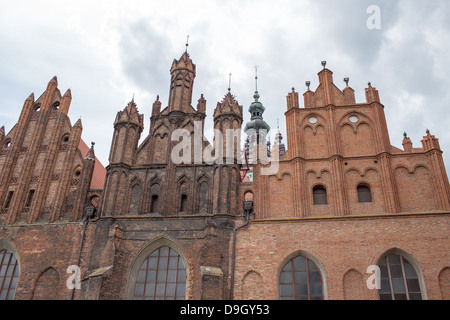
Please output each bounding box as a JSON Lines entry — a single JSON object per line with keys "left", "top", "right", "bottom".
{"left": 85, "top": 141, "right": 96, "bottom": 160}
{"left": 64, "top": 89, "right": 72, "bottom": 98}
{"left": 49, "top": 76, "right": 58, "bottom": 84}
{"left": 74, "top": 118, "right": 83, "bottom": 128}
{"left": 26, "top": 92, "right": 35, "bottom": 102}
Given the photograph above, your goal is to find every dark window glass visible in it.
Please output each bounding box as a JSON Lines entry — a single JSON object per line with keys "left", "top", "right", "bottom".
{"left": 0, "top": 250, "right": 19, "bottom": 300}
{"left": 313, "top": 186, "right": 327, "bottom": 205}
{"left": 357, "top": 185, "right": 373, "bottom": 203}
{"left": 150, "top": 195, "right": 159, "bottom": 213}
{"left": 4, "top": 191, "right": 14, "bottom": 209}
{"left": 279, "top": 255, "right": 324, "bottom": 300}
{"left": 180, "top": 194, "right": 187, "bottom": 212}
{"left": 134, "top": 246, "right": 186, "bottom": 300}
{"left": 377, "top": 253, "right": 422, "bottom": 300}
{"left": 25, "top": 190, "right": 35, "bottom": 208}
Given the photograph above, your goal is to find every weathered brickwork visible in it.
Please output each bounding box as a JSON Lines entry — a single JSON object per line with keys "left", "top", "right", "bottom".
{"left": 233, "top": 213, "right": 449, "bottom": 300}
{"left": 0, "top": 52, "right": 448, "bottom": 300}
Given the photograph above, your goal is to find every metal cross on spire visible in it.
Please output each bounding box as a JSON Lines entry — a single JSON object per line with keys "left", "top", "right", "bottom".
{"left": 228, "top": 72, "right": 232, "bottom": 92}
{"left": 185, "top": 35, "right": 190, "bottom": 52}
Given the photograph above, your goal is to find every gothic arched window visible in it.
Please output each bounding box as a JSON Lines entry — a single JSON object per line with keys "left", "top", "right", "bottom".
{"left": 133, "top": 246, "right": 187, "bottom": 300}
{"left": 313, "top": 185, "right": 327, "bottom": 205}
{"left": 279, "top": 255, "right": 324, "bottom": 300}
{"left": 378, "top": 253, "right": 422, "bottom": 300}
{"left": 357, "top": 185, "right": 373, "bottom": 203}
{"left": 0, "top": 249, "right": 19, "bottom": 300}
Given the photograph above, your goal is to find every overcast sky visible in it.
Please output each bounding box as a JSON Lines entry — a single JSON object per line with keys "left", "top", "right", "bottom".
{"left": 1, "top": 0, "right": 449, "bottom": 171}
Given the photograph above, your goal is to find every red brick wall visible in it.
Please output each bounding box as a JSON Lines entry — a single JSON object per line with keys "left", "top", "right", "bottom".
{"left": 233, "top": 213, "right": 449, "bottom": 300}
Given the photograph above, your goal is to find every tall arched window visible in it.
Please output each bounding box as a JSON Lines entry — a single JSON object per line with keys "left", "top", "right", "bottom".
{"left": 133, "top": 246, "right": 187, "bottom": 300}
{"left": 180, "top": 194, "right": 188, "bottom": 212}
{"left": 378, "top": 253, "right": 422, "bottom": 300}
{"left": 279, "top": 255, "right": 324, "bottom": 300}
{"left": 0, "top": 249, "right": 19, "bottom": 300}
{"left": 357, "top": 185, "right": 372, "bottom": 203}
{"left": 313, "top": 186, "right": 327, "bottom": 205}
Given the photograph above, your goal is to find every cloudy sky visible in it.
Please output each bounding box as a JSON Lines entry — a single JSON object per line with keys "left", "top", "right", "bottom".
{"left": 1, "top": 0, "right": 449, "bottom": 170}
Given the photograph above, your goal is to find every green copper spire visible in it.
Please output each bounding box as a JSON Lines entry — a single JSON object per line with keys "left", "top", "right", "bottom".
{"left": 244, "top": 66, "right": 270, "bottom": 138}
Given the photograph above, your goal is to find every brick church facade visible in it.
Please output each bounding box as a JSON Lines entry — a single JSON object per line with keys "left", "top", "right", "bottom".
{"left": 0, "top": 50, "right": 448, "bottom": 300}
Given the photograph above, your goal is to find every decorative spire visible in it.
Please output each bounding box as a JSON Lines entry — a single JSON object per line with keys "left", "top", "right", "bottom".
{"left": 403, "top": 132, "right": 408, "bottom": 138}
{"left": 85, "top": 142, "right": 96, "bottom": 160}
{"left": 26, "top": 92, "right": 35, "bottom": 102}
{"left": 275, "top": 119, "right": 283, "bottom": 145}
{"left": 63, "top": 89, "right": 72, "bottom": 98}
{"left": 74, "top": 118, "right": 83, "bottom": 128}
{"left": 253, "top": 65, "right": 260, "bottom": 101}
{"left": 255, "top": 65, "right": 258, "bottom": 91}
{"left": 244, "top": 67, "right": 270, "bottom": 140}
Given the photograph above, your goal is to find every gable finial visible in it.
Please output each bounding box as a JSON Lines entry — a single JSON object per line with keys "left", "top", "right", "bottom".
{"left": 185, "top": 35, "right": 190, "bottom": 52}
{"left": 228, "top": 72, "right": 232, "bottom": 92}
{"left": 306, "top": 81, "right": 311, "bottom": 90}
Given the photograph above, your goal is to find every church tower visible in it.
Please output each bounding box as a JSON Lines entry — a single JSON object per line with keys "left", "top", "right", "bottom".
{"left": 108, "top": 98, "right": 144, "bottom": 166}
{"left": 213, "top": 85, "right": 243, "bottom": 162}
{"left": 211, "top": 85, "right": 243, "bottom": 215}
{"left": 167, "top": 49, "right": 197, "bottom": 126}
{"left": 244, "top": 70, "right": 271, "bottom": 164}
{"left": 102, "top": 98, "right": 144, "bottom": 217}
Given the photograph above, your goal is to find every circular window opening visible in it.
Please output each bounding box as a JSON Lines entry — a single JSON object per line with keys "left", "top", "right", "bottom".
{"left": 63, "top": 136, "right": 69, "bottom": 143}
{"left": 5, "top": 141, "right": 11, "bottom": 149}
{"left": 308, "top": 117, "right": 318, "bottom": 124}
{"left": 349, "top": 116, "right": 359, "bottom": 123}
{"left": 75, "top": 171, "right": 81, "bottom": 177}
